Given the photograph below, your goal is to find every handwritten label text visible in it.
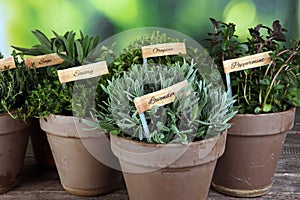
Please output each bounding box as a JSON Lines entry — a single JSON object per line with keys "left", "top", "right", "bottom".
{"left": 39, "top": 58, "right": 52, "bottom": 65}
{"left": 223, "top": 51, "right": 272, "bottom": 74}
{"left": 57, "top": 61, "right": 108, "bottom": 83}
{"left": 25, "top": 53, "right": 65, "bottom": 69}
{"left": 148, "top": 92, "right": 175, "bottom": 104}
{"left": 231, "top": 58, "right": 265, "bottom": 69}
{"left": 142, "top": 42, "right": 186, "bottom": 59}
{"left": 153, "top": 47, "right": 174, "bottom": 54}
{"left": 73, "top": 70, "right": 93, "bottom": 77}
{"left": 134, "top": 80, "right": 189, "bottom": 114}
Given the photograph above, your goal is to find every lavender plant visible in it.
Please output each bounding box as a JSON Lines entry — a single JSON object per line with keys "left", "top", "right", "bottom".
{"left": 91, "top": 62, "right": 236, "bottom": 144}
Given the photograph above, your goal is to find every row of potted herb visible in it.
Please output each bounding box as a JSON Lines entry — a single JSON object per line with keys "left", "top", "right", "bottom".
{"left": 0, "top": 18, "right": 298, "bottom": 199}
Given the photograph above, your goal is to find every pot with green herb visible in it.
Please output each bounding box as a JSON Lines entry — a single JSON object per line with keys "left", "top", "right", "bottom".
{"left": 91, "top": 61, "right": 236, "bottom": 200}
{"left": 13, "top": 30, "right": 123, "bottom": 196}
{"left": 93, "top": 29, "right": 222, "bottom": 95}
{"left": 12, "top": 30, "right": 68, "bottom": 168}
{"left": 206, "top": 18, "right": 299, "bottom": 197}
{"left": 0, "top": 51, "right": 34, "bottom": 193}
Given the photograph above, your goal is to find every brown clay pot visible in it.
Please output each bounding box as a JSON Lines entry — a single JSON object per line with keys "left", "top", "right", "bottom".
{"left": 111, "top": 131, "right": 227, "bottom": 200}
{"left": 0, "top": 112, "right": 30, "bottom": 193}
{"left": 29, "top": 118, "right": 55, "bottom": 168}
{"left": 40, "top": 114, "right": 122, "bottom": 197}
{"left": 212, "top": 107, "right": 296, "bottom": 197}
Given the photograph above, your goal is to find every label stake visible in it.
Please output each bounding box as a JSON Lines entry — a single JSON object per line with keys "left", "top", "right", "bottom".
{"left": 223, "top": 51, "right": 272, "bottom": 99}
{"left": 57, "top": 61, "right": 109, "bottom": 84}
{"left": 137, "top": 42, "right": 187, "bottom": 142}
{"left": 134, "top": 80, "right": 189, "bottom": 142}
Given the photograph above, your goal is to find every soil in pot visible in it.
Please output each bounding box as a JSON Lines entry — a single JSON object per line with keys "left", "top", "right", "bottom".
{"left": 111, "top": 131, "right": 227, "bottom": 200}
{"left": 212, "top": 107, "right": 296, "bottom": 197}
{"left": 40, "top": 114, "right": 122, "bottom": 197}
{"left": 0, "top": 112, "right": 30, "bottom": 193}
{"left": 29, "top": 118, "right": 55, "bottom": 168}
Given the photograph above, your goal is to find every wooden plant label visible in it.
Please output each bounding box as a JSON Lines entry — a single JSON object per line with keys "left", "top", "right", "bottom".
{"left": 57, "top": 61, "right": 109, "bottom": 83}
{"left": 25, "top": 52, "right": 65, "bottom": 69}
{"left": 0, "top": 57, "right": 16, "bottom": 71}
{"left": 223, "top": 51, "right": 272, "bottom": 74}
{"left": 142, "top": 42, "right": 186, "bottom": 59}
{"left": 134, "top": 80, "right": 189, "bottom": 114}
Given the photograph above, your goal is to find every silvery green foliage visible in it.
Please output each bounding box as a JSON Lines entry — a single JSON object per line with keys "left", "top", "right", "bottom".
{"left": 96, "top": 62, "right": 236, "bottom": 144}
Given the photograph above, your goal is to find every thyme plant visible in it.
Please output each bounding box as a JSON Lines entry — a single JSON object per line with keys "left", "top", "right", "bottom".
{"left": 92, "top": 62, "right": 236, "bottom": 144}
{"left": 0, "top": 51, "right": 36, "bottom": 119}
{"left": 206, "top": 19, "right": 300, "bottom": 114}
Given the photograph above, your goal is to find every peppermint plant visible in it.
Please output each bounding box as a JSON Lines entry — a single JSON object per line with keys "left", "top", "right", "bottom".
{"left": 206, "top": 19, "right": 300, "bottom": 114}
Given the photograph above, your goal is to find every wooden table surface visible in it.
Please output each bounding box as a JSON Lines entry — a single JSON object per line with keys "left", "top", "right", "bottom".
{"left": 1, "top": 108, "right": 299, "bottom": 200}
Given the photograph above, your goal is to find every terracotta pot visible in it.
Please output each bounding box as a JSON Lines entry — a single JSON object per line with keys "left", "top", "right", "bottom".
{"left": 0, "top": 112, "right": 30, "bottom": 193}
{"left": 29, "top": 118, "right": 55, "bottom": 167}
{"left": 111, "top": 131, "right": 227, "bottom": 200}
{"left": 212, "top": 107, "right": 296, "bottom": 197}
{"left": 40, "top": 114, "right": 122, "bottom": 197}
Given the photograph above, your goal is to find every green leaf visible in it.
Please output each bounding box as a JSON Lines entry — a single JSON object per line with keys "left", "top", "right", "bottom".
{"left": 98, "top": 121, "right": 119, "bottom": 131}
{"left": 110, "top": 130, "right": 120, "bottom": 136}
{"left": 75, "top": 40, "right": 84, "bottom": 64}
{"left": 32, "top": 29, "right": 52, "bottom": 50}
{"left": 259, "top": 79, "right": 270, "bottom": 85}
{"left": 262, "top": 104, "right": 272, "bottom": 112}
{"left": 150, "top": 131, "right": 165, "bottom": 143}
{"left": 157, "top": 121, "right": 170, "bottom": 132}
{"left": 273, "top": 84, "right": 284, "bottom": 90}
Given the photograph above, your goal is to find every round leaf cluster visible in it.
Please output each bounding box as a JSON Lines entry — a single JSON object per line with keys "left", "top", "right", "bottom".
{"left": 96, "top": 62, "right": 236, "bottom": 144}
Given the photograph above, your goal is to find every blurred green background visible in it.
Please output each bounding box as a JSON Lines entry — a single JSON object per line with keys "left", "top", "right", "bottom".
{"left": 0, "top": 0, "right": 299, "bottom": 56}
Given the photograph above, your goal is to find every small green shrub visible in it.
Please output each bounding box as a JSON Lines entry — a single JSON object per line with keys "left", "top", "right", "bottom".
{"left": 91, "top": 62, "right": 236, "bottom": 144}
{"left": 206, "top": 19, "right": 300, "bottom": 114}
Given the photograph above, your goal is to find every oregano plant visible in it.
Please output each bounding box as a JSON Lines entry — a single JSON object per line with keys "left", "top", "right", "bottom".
{"left": 90, "top": 30, "right": 223, "bottom": 113}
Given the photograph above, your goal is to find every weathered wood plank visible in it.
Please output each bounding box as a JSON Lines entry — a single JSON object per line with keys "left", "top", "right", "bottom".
{"left": 208, "top": 192, "right": 300, "bottom": 200}
{"left": 0, "top": 190, "right": 130, "bottom": 200}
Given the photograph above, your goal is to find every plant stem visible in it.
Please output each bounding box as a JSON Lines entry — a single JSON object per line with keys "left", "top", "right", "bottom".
{"left": 257, "top": 37, "right": 274, "bottom": 53}
{"left": 262, "top": 64, "right": 286, "bottom": 110}
{"left": 243, "top": 72, "right": 250, "bottom": 106}
{"left": 261, "top": 50, "right": 297, "bottom": 110}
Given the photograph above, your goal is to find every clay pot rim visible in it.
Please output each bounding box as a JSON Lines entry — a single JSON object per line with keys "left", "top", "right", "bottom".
{"left": 111, "top": 130, "right": 226, "bottom": 147}
{"left": 228, "top": 107, "right": 295, "bottom": 136}
{"left": 234, "top": 107, "right": 295, "bottom": 118}
{"left": 0, "top": 111, "right": 31, "bottom": 134}
{"left": 111, "top": 131, "right": 227, "bottom": 170}
{"left": 44, "top": 113, "right": 80, "bottom": 120}
{"left": 40, "top": 114, "right": 108, "bottom": 139}
{"left": 0, "top": 110, "right": 18, "bottom": 117}
{"left": 43, "top": 114, "right": 98, "bottom": 123}
{"left": 0, "top": 111, "right": 10, "bottom": 116}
